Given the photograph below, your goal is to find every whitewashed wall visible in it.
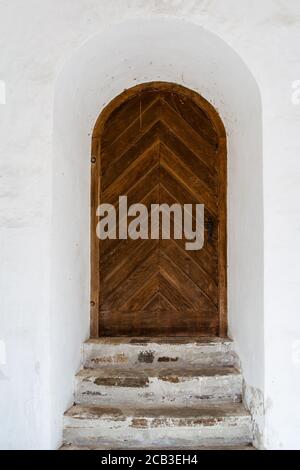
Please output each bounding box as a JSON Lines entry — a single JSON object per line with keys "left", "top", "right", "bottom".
{"left": 0, "top": 0, "right": 299, "bottom": 450}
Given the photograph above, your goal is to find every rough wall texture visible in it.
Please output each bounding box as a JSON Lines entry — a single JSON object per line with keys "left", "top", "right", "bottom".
{"left": 0, "top": 0, "right": 300, "bottom": 449}
{"left": 52, "top": 13, "right": 264, "bottom": 447}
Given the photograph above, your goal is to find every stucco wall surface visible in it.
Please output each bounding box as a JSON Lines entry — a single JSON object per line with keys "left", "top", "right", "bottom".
{"left": 0, "top": 0, "right": 300, "bottom": 449}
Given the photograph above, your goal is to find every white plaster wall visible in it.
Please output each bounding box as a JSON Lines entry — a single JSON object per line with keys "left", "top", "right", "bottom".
{"left": 52, "top": 17, "right": 264, "bottom": 448}
{"left": 0, "top": 0, "right": 299, "bottom": 450}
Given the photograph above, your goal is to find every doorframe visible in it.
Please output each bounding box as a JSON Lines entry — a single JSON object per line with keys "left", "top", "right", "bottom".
{"left": 90, "top": 81, "right": 227, "bottom": 338}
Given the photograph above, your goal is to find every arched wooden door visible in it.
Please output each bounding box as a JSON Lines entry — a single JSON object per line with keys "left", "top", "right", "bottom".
{"left": 91, "top": 82, "right": 227, "bottom": 337}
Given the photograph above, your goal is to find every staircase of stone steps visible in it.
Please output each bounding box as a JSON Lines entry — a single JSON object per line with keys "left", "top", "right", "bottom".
{"left": 62, "top": 337, "right": 254, "bottom": 450}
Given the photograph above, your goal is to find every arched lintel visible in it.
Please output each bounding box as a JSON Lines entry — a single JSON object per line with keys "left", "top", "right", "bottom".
{"left": 92, "top": 81, "right": 226, "bottom": 141}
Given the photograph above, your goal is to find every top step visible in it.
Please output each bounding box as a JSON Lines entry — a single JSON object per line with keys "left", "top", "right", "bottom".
{"left": 83, "top": 337, "right": 238, "bottom": 369}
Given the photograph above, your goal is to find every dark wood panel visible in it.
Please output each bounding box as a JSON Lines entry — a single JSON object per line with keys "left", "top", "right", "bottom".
{"left": 159, "top": 98, "right": 218, "bottom": 170}
{"left": 91, "top": 82, "right": 227, "bottom": 337}
{"left": 101, "top": 247, "right": 159, "bottom": 311}
{"left": 101, "top": 98, "right": 160, "bottom": 171}
{"left": 160, "top": 239, "right": 218, "bottom": 304}
{"left": 158, "top": 123, "right": 217, "bottom": 193}
{"left": 101, "top": 142, "right": 159, "bottom": 204}
{"left": 102, "top": 91, "right": 158, "bottom": 146}
{"left": 160, "top": 142, "right": 218, "bottom": 216}
{"left": 100, "top": 309, "right": 219, "bottom": 336}
{"left": 160, "top": 91, "right": 219, "bottom": 148}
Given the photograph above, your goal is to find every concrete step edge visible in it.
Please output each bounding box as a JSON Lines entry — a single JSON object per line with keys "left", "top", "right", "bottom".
{"left": 64, "top": 403, "right": 251, "bottom": 423}
{"left": 60, "top": 443, "right": 256, "bottom": 450}
{"left": 75, "top": 366, "right": 242, "bottom": 389}
{"left": 84, "top": 336, "right": 234, "bottom": 347}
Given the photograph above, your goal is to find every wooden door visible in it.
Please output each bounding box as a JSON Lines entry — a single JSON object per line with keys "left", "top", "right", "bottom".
{"left": 91, "top": 82, "right": 227, "bottom": 337}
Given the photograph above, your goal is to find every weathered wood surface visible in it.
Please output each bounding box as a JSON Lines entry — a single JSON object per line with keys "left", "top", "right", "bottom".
{"left": 91, "top": 82, "right": 227, "bottom": 337}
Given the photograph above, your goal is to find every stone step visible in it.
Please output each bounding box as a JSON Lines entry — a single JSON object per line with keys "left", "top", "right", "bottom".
{"left": 63, "top": 403, "right": 252, "bottom": 449}
{"left": 83, "top": 337, "right": 238, "bottom": 369}
{"left": 60, "top": 443, "right": 255, "bottom": 450}
{"left": 75, "top": 366, "right": 242, "bottom": 406}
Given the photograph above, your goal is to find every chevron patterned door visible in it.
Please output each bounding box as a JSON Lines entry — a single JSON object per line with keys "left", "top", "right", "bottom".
{"left": 91, "top": 83, "right": 227, "bottom": 337}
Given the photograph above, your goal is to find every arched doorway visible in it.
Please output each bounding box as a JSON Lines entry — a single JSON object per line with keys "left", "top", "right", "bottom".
{"left": 90, "top": 82, "right": 227, "bottom": 337}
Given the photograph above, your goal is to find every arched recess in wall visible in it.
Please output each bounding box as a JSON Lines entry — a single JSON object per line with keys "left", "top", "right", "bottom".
{"left": 51, "top": 18, "right": 263, "bottom": 432}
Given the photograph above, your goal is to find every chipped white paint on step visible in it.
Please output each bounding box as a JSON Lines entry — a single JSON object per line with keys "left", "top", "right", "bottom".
{"left": 75, "top": 366, "right": 242, "bottom": 406}
{"left": 63, "top": 403, "right": 253, "bottom": 449}
{"left": 63, "top": 337, "right": 253, "bottom": 449}
{"left": 83, "top": 337, "right": 238, "bottom": 369}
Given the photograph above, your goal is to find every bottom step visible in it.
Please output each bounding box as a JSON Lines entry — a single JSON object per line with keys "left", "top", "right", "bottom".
{"left": 60, "top": 444, "right": 255, "bottom": 450}
{"left": 63, "top": 403, "right": 252, "bottom": 449}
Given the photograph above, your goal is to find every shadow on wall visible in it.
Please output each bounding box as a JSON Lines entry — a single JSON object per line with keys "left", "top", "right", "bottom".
{"left": 51, "top": 17, "right": 263, "bottom": 448}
